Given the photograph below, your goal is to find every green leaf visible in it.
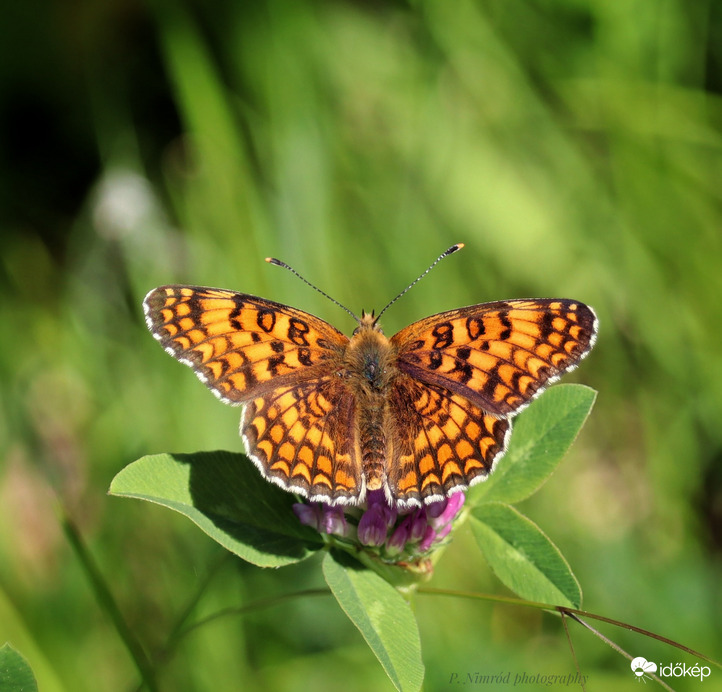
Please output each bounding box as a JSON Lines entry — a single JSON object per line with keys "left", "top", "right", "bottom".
{"left": 0, "top": 643, "right": 38, "bottom": 692}
{"left": 470, "top": 384, "right": 596, "bottom": 505}
{"left": 322, "top": 552, "right": 424, "bottom": 692}
{"left": 471, "top": 502, "right": 581, "bottom": 608}
{"left": 110, "top": 451, "right": 323, "bottom": 567}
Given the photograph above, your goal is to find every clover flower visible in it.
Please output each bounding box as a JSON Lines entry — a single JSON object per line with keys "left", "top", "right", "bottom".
{"left": 292, "top": 503, "right": 349, "bottom": 538}
{"left": 292, "top": 489, "right": 466, "bottom": 565}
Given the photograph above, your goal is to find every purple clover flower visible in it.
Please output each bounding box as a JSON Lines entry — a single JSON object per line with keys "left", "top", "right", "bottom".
{"left": 365, "top": 489, "right": 398, "bottom": 526}
{"left": 358, "top": 503, "right": 389, "bottom": 546}
{"left": 292, "top": 502, "right": 321, "bottom": 530}
{"left": 418, "top": 525, "right": 438, "bottom": 553}
{"left": 292, "top": 488, "right": 466, "bottom": 563}
{"left": 408, "top": 508, "right": 428, "bottom": 542}
{"left": 320, "top": 505, "right": 349, "bottom": 536}
{"left": 429, "top": 492, "right": 466, "bottom": 528}
{"left": 420, "top": 492, "right": 466, "bottom": 549}
{"left": 386, "top": 516, "right": 412, "bottom": 555}
{"left": 425, "top": 497, "right": 449, "bottom": 519}
{"left": 292, "top": 502, "right": 349, "bottom": 537}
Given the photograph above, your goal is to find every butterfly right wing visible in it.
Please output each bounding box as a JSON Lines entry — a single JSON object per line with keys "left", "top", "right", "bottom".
{"left": 143, "top": 286, "right": 349, "bottom": 404}
{"left": 388, "top": 377, "right": 511, "bottom": 507}
{"left": 386, "top": 298, "right": 596, "bottom": 506}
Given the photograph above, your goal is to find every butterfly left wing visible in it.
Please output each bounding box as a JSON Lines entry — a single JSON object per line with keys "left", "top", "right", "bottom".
{"left": 391, "top": 299, "right": 597, "bottom": 417}
{"left": 242, "top": 377, "right": 362, "bottom": 504}
{"left": 143, "top": 286, "right": 349, "bottom": 404}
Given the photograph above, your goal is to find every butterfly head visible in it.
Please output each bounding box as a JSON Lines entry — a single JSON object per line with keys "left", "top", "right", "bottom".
{"left": 353, "top": 310, "right": 384, "bottom": 336}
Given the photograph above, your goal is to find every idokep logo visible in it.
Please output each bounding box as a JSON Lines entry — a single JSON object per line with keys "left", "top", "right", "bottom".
{"left": 631, "top": 656, "right": 712, "bottom": 682}
{"left": 630, "top": 658, "right": 657, "bottom": 682}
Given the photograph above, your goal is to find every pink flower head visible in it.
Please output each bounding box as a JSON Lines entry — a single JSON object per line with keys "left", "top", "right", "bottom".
{"left": 358, "top": 504, "right": 388, "bottom": 546}
{"left": 430, "top": 492, "right": 465, "bottom": 528}
{"left": 293, "top": 502, "right": 349, "bottom": 537}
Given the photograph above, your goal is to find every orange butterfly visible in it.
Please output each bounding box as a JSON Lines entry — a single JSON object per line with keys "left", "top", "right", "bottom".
{"left": 144, "top": 245, "right": 597, "bottom": 509}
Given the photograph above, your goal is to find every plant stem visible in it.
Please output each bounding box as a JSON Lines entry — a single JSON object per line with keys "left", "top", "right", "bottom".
{"left": 418, "top": 586, "right": 721, "bottom": 668}
{"left": 60, "top": 509, "right": 159, "bottom": 692}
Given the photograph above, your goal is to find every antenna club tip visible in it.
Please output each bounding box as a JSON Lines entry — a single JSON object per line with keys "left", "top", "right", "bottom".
{"left": 447, "top": 243, "right": 464, "bottom": 254}
{"left": 265, "top": 257, "right": 280, "bottom": 265}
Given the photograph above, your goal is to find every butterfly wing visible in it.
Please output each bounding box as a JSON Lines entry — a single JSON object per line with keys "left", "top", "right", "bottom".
{"left": 143, "top": 286, "right": 349, "bottom": 404}
{"left": 242, "top": 377, "right": 362, "bottom": 504}
{"left": 388, "top": 377, "right": 511, "bottom": 506}
{"left": 386, "top": 299, "right": 597, "bottom": 505}
{"left": 391, "top": 299, "right": 597, "bottom": 417}
{"left": 145, "top": 286, "right": 362, "bottom": 503}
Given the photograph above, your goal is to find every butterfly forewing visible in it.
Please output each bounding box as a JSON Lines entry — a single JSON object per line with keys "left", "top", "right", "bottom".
{"left": 143, "top": 286, "right": 348, "bottom": 404}
{"left": 391, "top": 299, "right": 597, "bottom": 417}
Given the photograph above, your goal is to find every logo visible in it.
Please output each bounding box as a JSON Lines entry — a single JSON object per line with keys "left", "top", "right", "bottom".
{"left": 631, "top": 657, "right": 711, "bottom": 682}
{"left": 630, "top": 658, "right": 657, "bottom": 682}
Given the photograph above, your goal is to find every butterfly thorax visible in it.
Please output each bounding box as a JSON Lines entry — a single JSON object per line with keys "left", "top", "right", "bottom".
{"left": 345, "top": 312, "right": 398, "bottom": 393}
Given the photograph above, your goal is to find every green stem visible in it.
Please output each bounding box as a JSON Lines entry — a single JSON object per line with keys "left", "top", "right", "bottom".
{"left": 172, "top": 589, "right": 330, "bottom": 644}
{"left": 418, "top": 587, "right": 721, "bottom": 669}
{"left": 566, "top": 613, "right": 674, "bottom": 692}
{"left": 163, "top": 551, "right": 231, "bottom": 656}
{"left": 559, "top": 611, "right": 586, "bottom": 692}
{"left": 60, "top": 510, "right": 159, "bottom": 692}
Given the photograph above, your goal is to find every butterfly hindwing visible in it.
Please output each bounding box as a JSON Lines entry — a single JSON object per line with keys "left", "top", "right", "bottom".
{"left": 389, "top": 376, "right": 511, "bottom": 505}
{"left": 241, "top": 377, "right": 362, "bottom": 504}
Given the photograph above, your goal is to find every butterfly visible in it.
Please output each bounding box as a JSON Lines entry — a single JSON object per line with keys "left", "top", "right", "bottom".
{"left": 143, "top": 245, "right": 597, "bottom": 509}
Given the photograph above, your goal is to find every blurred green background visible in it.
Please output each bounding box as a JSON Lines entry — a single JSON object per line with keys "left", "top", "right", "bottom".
{"left": 1, "top": 1, "right": 721, "bottom": 690}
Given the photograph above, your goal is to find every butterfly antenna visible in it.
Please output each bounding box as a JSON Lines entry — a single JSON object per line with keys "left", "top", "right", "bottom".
{"left": 375, "top": 243, "right": 465, "bottom": 322}
{"left": 265, "top": 257, "right": 360, "bottom": 322}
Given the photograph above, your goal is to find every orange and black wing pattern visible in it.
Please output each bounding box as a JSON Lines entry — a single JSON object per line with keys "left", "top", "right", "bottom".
{"left": 388, "top": 377, "right": 511, "bottom": 505}
{"left": 241, "top": 377, "right": 362, "bottom": 503}
{"left": 144, "top": 284, "right": 597, "bottom": 508}
{"left": 391, "top": 299, "right": 597, "bottom": 417}
{"left": 385, "top": 298, "right": 597, "bottom": 506}
{"left": 143, "top": 286, "right": 348, "bottom": 404}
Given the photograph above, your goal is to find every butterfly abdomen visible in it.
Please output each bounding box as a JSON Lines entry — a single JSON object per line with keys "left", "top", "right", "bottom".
{"left": 358, "top": 411, "right": 386, "bottom": 492}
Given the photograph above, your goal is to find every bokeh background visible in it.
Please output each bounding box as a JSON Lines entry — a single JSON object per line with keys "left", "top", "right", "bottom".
{"left": 1, "top": 1, "right": 721, "bottom": 690}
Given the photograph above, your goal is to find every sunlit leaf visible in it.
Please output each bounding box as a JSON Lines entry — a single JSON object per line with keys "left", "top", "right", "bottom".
{"left": 0, "top": 643, "right": 38, "bottom": 692}
{"left": 470, "top": 384, "right": 596, "bottom": 505}
{"left": 323, "top": 552, "right": 424, "bottom": 692}
{"left": 471, "top": 502, "right": 581, "bottom": 608}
